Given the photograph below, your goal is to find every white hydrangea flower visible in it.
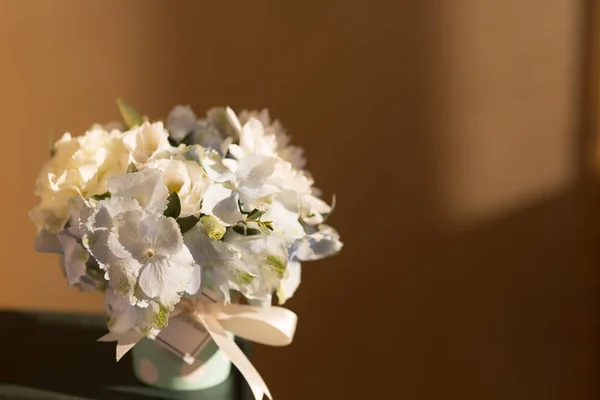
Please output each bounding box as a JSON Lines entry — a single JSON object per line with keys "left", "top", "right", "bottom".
{"left": 104, "top": 288, "right": 167, "bottom": 336}
{"left": 166, "top": 105, "right": 198, "bottom": 143}
{"left": 166, "top": 105, "right": 228, "bottom": 153}
{"left": 197, "top": 147, "right": 236, "bottom": 183}
{"left": 34, "top": 229, "right": 62, "bottom": 254}
{"left": 276, "top": 225, "right": 343, "bottom": 304}
{"left": 123, "top": 121, "right": 172, "bottom": 163}
{"left": 200, "top": 184, "right": 243, "bottom": 226}
{"left": 196, "top": 111, "right": 281, "bottom": 220}
{"left": 107, "top": 210, "right": 199, "bottom": 307}
{"left": 29, "top": 127, "right": 130, "bottom": 233}
{"left": 269, "top": 161, "right": 331, "bottom": 224}
{"left": 56, "top": 233, "right": 88, "bottom": 287}
{"left": 104, "top": 287, "right": 139, "bottom": 335}
{"left": 237, "top": 108, "right": 306, "bottom": 169}
{"left": 84, "top": 169, "right": 200, "bottom": 309}
{"left": 262, "top": 201, "right": 305, "bottom": 242}
{"left": 222, "top": 229, "right": 289, "bottom": 302}
{"left": 183, "top": 223, "right": 252, "bottom": 303}
{"left": 205, "top": 107, "right": 240, "bottom": 142}
{"left": 107, "top": 168, "right": 169, "bottom": 214}
{"left": 277, "top": 260, "right": 301, "bottom": 305}
{"left": 83, "top": 169, "right": 168, "bottom": 268}
{"left": 56, "top": 197, "right": 93, "bottom": 286}
{"left": 65, "top": 196, "right": 93, "bottom": 238}
{"left": 299, "top": 193, "right": 332, "bottom": 226}
{"left": 227, "top": 112, "right": 278, "bottom": 159}
{"left": 227, "top": 109, "right": 333, "bottom": 222}
{"left": 291, "top": 224, "right": 343, "bottom": 261}
{"left": 83, "top": 196, "right": 141, "bottom": 267}
{"left": 200, "top": 153, "right": 280, "bottom": 224}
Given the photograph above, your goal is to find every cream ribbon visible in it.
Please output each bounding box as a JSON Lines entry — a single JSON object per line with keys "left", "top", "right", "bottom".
{"left": 100, "top": 302, "right": 298, "bottom": 400}
{"left": 181, "top": 302, "right": 298, "bottom": 400}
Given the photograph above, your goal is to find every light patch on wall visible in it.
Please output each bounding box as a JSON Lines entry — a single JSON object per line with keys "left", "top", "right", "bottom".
{"left": 429, "top": 1, "right": 582, "bottom": 226}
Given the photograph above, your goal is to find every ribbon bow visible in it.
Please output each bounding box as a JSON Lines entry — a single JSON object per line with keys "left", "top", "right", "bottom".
{"left": 100, "top": 301, "right": 298, "bottom": 400}
{"left": 184, "top": 302, "right": 297, "bottom": 400}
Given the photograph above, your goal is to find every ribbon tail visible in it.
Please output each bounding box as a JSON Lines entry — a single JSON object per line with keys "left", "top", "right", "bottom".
{"left": 98, "top": 329, "right": 144, "bottom": 361}
{"left": 198, "top": 314, "right": 272, "bottom": 400}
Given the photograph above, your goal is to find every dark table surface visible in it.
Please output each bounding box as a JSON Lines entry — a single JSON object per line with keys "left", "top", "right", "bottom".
{"left": 0, "top": 311, "right": 251, "bottom": 400}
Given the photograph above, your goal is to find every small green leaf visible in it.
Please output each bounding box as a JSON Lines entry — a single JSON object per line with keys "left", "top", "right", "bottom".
{"left": 177, "top": 215, "right": 200, "bottom": 235}
{"left": 263, "top": 221, "right": 274, "bottom": 231}
{"left": 245, "top": 227, "right": 262, "bottom": 236}
{"left": 257, "top": 221, "right": 272, "bottom": 236}
{"left": 246, "top": 208, "right": 264, "bottom": 221}
{"left": 164, "top": 191, "right": 181, "bottom": 219}
{"left": 116, "top": 98, "right": 144, "bottom": 128}
{"left": 91, "top": 191, "right": 111, "bottom": 201}
{"left": 126, "top": 162, "right": 138, "bottom": 173}
{"left": 232, "top": 223, "right": 261, "bottom": 236}
{"left": 232, "top": 224, "right": 246, "bottom": 235}
{"left": 237, "top": 198, "right": 248, "bottom": 214}
{"left": 49, "top": 132, "right": 55, "bottom": 157}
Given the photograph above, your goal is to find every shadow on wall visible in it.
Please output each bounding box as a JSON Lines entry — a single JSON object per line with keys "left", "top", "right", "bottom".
{"left": 269, "top": 188, "right": 597, "bottom": 400}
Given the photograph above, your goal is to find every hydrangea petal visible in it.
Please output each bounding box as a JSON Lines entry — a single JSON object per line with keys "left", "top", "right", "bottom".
{"left": 201, "top": 185, "right": 243, "bottom": 226}
{"left": 138, "top": 257, "right": 193, "bottom": 307}
{"left": 57, "top": 233, "right": 88, "bottom": 286}
{"left": 107, "top": 169, "right": 168, "bottom": 214}
{"left": 104, "top": 288, "right": 137, "bottom": 335}
{"left": 277, "top": 261, "right": 301, "bottom": 305}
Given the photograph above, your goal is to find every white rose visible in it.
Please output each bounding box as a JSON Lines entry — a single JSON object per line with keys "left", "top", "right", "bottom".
{"left": 143, "top": 158, "right": 208, "bottom": 218}
{"left": 29, "top": 127, "right": 130, "bottom": 233}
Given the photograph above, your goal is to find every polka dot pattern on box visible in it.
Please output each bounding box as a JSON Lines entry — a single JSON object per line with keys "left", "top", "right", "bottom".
{"left": 139, "top": 358, "right": 159, "bottom": 384}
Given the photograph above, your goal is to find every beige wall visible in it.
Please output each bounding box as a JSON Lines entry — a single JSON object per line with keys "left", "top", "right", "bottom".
{"left": 0, "top": 1, "right": 596, "bottom": 399}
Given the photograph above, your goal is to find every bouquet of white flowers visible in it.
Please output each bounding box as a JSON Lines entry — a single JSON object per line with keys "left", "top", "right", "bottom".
{"left": 29, "top": 100, "right": 342, "bottom": 396}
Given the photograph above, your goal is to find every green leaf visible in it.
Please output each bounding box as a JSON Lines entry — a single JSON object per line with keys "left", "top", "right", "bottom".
{"left": 237, "top": 198, "right": 248, "bottom": 214}
{"left": 49, "top": 132, "right": 55, "bottom": 157}
{"left": 164, "top": 191, "right": 181, "bottom": 219}
{"left": 245, "top": 227, "right": 262, "bottom": 235}
{"left": 257, "top": 221, "right": 272, "bottom": 236}
{"left": 91, "top": 191, "right": 111, "bottom": 201}
{"left": 232, "top": 224, "right": 245, "bottom": 235}
{"left": 232, "top": 223, "right": 261, "bottom": 236}
{"left": 126, "top": 162, "right": 138, "bottom": 173}
{"left": 177, "top": 215, "right": 200, "bottom": 235}
{"left": 246, "top": 208, "right": 264, "bottom": 221}
{"left": 116, "top": 98, "right": 144, "bottom": 128}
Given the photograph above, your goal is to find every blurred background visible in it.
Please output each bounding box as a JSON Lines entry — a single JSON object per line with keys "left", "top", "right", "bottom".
{"left": 1, "top": 1, "right": 599, "bottom": 399}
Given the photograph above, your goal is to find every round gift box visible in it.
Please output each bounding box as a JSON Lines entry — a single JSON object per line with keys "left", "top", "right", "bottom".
{"left": 132, "top": 336, "right": 232, "bottom": 391}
